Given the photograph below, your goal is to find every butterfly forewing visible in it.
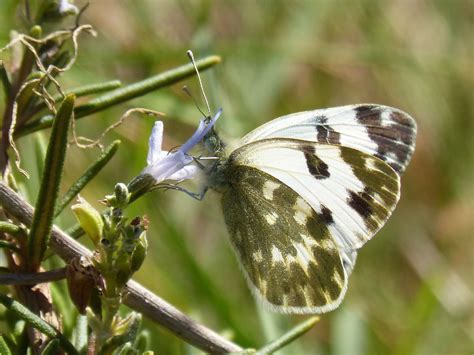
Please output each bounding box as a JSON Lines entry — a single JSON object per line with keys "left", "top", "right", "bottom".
{"left": 221, "top": 165, "right": 347, "bottom": 313}
{"left": 230, "top": 139, "right": 401, "bottom": 251}
{"left": 241, "top": 104, "right": 417, "bottom": 174}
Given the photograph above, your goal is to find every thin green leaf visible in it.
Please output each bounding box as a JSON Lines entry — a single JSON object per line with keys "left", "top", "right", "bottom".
{"left": 27, "top": 94, "right": 75, "bottom": 270}
{"left": 55, "top": 140, "right": 121, "bottom": 217}
{"left": 0, "top": 293, "right": 78, "bottom": 355}
{"left": 0, "top": 221, "right": 21, "bottom": 234}
{"left": 0, "top": 61, "right": 11, "bottom": 104}
{"left": 33, "top": 132, "right": 47, "bottom": 184}
{"left": 0, "top": 335, "right": 12, "bottom": 355}
{"left": 16, "top": 55, "right": 221, "bottom": 137}
{"left": 98, "top": 313, "right": 142, "bottom": 355}
{"left": 71, "top": 315, "right": 88, "bottom": 352}
{"left": 54, "top": 80, "right": 122, "bottom": 102}
{"left": 254, "top": 317, "right": 320, "bottom": 355}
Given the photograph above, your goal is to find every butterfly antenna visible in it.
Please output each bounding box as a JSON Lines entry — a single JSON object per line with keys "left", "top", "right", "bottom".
{"left": 187, "top": 50, "right": 212, "bottom": 118}
{"left": 182, "top": 85, "right": 207, "bottom": 119}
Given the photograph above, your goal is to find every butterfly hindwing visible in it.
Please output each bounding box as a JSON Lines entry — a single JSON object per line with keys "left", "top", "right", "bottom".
{"left": 206, "top": 104, "right": 415, "bottom": 314}
{"left": 229, "top": 138, "right": 401, "bottom": 251}
{"left": 241, "top": 104, "right": 417, "bottom": 175}
{"left": 220, "top": 165, "right": 347, "bottom": 313}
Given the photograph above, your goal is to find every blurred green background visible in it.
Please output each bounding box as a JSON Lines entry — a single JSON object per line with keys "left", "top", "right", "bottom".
{"left": 1, "top": 0, "right": 472, "bottom": 354}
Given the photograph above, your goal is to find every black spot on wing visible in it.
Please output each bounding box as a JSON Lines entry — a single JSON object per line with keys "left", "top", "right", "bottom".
{"left": 302, "top": 145, "right": 330, "bottom": 179}
{"left": 354, "top": 105, "right": 416, "bottom": 174}
{"left": 319, "top": 206, "right": 334, "bottom": 225}
{"left": 347, "top": 189, "right": 373, "bottom": 219}
{"left": 314, "top": 115, "right": 341, "bottom": 145}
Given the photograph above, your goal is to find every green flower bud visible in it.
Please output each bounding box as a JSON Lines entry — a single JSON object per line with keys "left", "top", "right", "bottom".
{"left": 71, "top": 198, "right": 103, "bottom": 246}
{"left": 115, "top": 252, "right": 132, "bottom": 288}
{"left": 127, "top": 173, "right": 156, "bottom": 201}
{"left": 114, "top": 182, "right": 130, "bottom": 208}
{"left": 130, "top": 232, "right": 147, "bottom": 273}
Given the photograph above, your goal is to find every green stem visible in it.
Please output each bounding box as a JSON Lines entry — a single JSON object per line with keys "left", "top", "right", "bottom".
{"left": 55, "top": 140, "right": 121, "bottom": 217}
{"left": 255, "top": 317, "right": 320, "bottom": 355}
{"left": 0, "top": 293, "right": 78, "bottom": 355}
{"left": 16, "top": 55, "right": 221, "bottom": 137}
{"left": 27, "top": 94, "right": 75, "bottom": 270}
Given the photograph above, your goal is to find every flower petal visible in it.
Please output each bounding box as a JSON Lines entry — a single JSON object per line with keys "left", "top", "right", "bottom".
{"left": 147, "top": 121, "right": 164, "bottom": 166}
{"left": 142, "top": 151, "right": 193, "bottom": 183}
{"left": 180, "top": 109, "right": 222, "bottom": 154}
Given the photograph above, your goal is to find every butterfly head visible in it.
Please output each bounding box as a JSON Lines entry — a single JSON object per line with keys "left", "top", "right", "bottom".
{"left": 202, "top": 118, "right": 226, "bottom": 157}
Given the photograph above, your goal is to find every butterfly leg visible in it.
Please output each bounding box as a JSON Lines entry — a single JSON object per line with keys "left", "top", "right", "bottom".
{"left": 156, "top": 183, "right": 208, "bottom": 201}
{"left": 193, "top": 155, "right": 219, "bottom": 172}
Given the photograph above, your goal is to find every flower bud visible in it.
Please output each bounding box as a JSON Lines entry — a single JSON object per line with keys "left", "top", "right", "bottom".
{"left": 130, "top": 232, "right": 147, "bottom": 273}
{"left": 71, "top": 198, "right": 103, "bottom": 246}
{"left": 114, "top": 183, "right": 130, "bottom": 208}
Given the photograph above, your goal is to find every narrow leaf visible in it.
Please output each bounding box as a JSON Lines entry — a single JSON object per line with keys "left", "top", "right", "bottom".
{"left": 55, "top": 140, "right": 121, "bottom": 217}
{"left": 17, "top": 55, "right": 221, "bottom": 136}
{"left": 0, "top": 221, "right": 21, "bottom": 234}
{"left": 0, "top": 61, "right": 11, "bottom": 104}
{"left": 0, "top": 335, "right": 12, "bottom": 355}
{"left": 0, "top": 293, "right": 78, "bottom": 355}
{"left": 71, "top": 315, "right": 88, "bottom": 352}
{"left": 255, "top": 317, "right": 320, "bottom": 355}
{"left": 27, "top": 94, "right": 75, "bottom": 270}
{"left": 98, "top": 313, "right": 142, "bottom": 355}
{"left": 53, "top": 80, "right": 122, "bottom": 102}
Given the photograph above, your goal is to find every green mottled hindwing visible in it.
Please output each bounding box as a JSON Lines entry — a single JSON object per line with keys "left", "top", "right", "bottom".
{"left": 220, "top": 165, "right": 347, "bottom": 313}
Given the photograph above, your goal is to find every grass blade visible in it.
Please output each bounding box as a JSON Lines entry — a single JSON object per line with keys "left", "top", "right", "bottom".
{"left": 0, "top": 335, "right": 12, "bottom": 355}
{"left": 0, "top": 293, "right": 78, "bottom": 354}
{"left": 27, "top": 94, "right": 75, "bottom": 270}
{"left": 255, "top": 317, "right": 320, "bottom": 355}
{"left": 0, "top": 61, "right": 11, "bottom": 104}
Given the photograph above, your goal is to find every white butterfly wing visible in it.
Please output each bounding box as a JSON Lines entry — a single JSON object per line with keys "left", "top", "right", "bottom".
{"left": 242, "top": 104, "right": 417, "bottom": 175}
{"left": 229, "top": 138, "right": 401, "bottom": 252}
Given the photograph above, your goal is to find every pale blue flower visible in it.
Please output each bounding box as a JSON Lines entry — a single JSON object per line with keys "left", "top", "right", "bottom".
{"left": 58, "top": 0, "right": 79, "bottom": 15}
{"left": 142, "top": 109, "right": 222, "bottom": 184}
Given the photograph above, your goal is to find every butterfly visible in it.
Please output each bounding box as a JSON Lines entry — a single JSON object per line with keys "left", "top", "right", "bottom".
{"left": 202, "top": 104, "right": 417, "bottom": 314}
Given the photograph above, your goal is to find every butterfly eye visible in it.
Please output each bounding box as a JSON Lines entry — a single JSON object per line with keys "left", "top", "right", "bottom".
{"left": 204, "top": 135, "right": 219, "bottom": 153}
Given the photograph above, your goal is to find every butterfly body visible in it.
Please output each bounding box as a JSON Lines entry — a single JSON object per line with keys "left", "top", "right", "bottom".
{"left": 203, "top": 104, "right": 416, "bottom": 314}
